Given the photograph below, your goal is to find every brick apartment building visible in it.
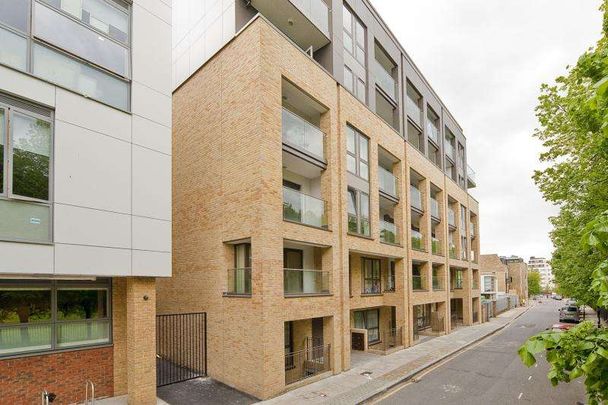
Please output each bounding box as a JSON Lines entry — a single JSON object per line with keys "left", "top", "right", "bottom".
{"left": 502, "top": 256, "right": 529, "bottom": 304}
{"left": 0, "top": 0, "right": 171, "bottom": 403}
{"left": 157, "top": 0, "right": 481, "bottom": 399}
{"left": 480, "top": 254, "right": 508, "bottom": 300}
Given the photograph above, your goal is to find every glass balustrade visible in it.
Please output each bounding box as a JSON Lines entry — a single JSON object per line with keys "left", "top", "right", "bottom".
{"left": 283, "top": 187, "right": 328, "bottom": 228}
{"left": 378, "top": 166, "right": 398, "bottom": 198}
{"left": 374, "top": 60, "right": 396, "bottom": 100}
{"left": 380, "top": 220, "right": 398, "bottom": 244}
{"left": 406, "top": 96, "right": 422, "bottom": 126}
{"left": 410, "top": 185, "right": 423, "bottom": 211}
{"left": 282, "top": 108, "right": 325, "bottom": 159}
{"left": 284, "top": 269, "right": 330, "bottom": 295}
{"left": 432, "top": 237, "right": 441, "bottom": 255}
{"left": 411, "top": 229, "right": 423, "bottom": 251}
{"left": 426, "top": 121, "right": 439, "bottom": 144}
{"left": 431, "top": 198, "right": 440, "bottom": 219}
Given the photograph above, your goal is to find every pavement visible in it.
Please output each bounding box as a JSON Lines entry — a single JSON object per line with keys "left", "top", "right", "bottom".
{"left": 262, "top": 305, "right": 531, "bottom": 405}
{"left": 376, "top": 299, "right": 587, "bottom": 405}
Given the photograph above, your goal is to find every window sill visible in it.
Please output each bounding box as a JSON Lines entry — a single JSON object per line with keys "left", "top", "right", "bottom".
{"left": 283, "top": 219, "right": 331, "bottom": 232}
{"left": 284, "top": 293, "right": 332, "bottom": 298}
{"left": 0, "top": 342, "right": 113, "bottom": 361}
{"left": 223, "top": 292, "right": 252, "bottom": 298}
{"left": 380, "top": 240, "right": 402, "bottom": 247}
{"left": 412, "top": 289, "right": 428, "bottom": 292}
{"left": 361, "top": 293, "right": 383, "bottom": 297}
{"left": 347, "top": 232, "right": 373, "bottom": 240}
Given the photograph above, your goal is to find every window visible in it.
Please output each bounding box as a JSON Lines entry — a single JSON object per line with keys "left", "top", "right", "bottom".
{"left": 344, "top": 66, "right": 353, "bottom": 92}
{"left": 356, "top": 78, "right": 366, "bottom": 103}
{"left": 347, "top": 187, "right": 370, "bottom": 236}
{"left": 407, "top": 122, "right": 423, "bottom": 153}
{"left": 386, "top": 260, "right": 396, "bottom": 292}
{"left": 412, "top": 263, "right": 424, "bottom": 290}
{"left": 362, "top": 258, "right": 380, "bottom": 294}
{"left": 0, "top": 279, "right": 111, "bottom": 357}
{"left": 0, "top": 96, "right": 52, "bottom": 244}
{"left": 230, "top": 243, "right": 252, "bottom": 295}
{"left": 376, "top": 90, "right": 397, "bottom": 129}
{"left": 0, "top": 0, "right": 131, "bottom": 111}
{"left": 406, "top": 82, "right": 422, "bottom": 125}
{"left": 346, "top": 125, "right": 369, "bottom": 180}
{"left": 428, "top": 141, "right": 440, "bottom": 167}
{"left": 343, "top": 5, "right": 366, "bottom": 66}
{"left": 284, "top": 321, "right": 294, "bottom": 368}
{"left": 354, "top": 309, "right": 379, "bottom": 343}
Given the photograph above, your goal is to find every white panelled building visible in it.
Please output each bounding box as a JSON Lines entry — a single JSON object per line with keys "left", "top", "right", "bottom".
{"left": 0, "top": 0, "right": 171, "bottom": 403}
{"left": 528, "top": 256, "right": 554, "bottom": 290}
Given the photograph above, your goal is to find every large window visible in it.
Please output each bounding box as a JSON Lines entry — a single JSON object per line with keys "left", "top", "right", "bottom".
{"left": 0, "top": 0, "right": 131, "bottom": 110}
{"left": 0, "top": 95, "right": 53, "bottom": 243}
{"left": 354, "top": 309, "right": 379, "bottom": 343}
{"left": 362, "top": 258, "right": 380, "bottom": 294}
{"left": 347, "top": 187, "right": 370, "bottom": 236}
{"left": 346, "top": 125, "right": 369, "bottom": 180}
{"left": 343, "top": 5, "right": 366, "bottom": 66}
{"left": 0, "top": 279, "right": 111, "bottom": 357}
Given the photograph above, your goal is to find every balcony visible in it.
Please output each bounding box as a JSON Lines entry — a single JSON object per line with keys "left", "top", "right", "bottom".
{"left": 379, "top": 220, "right": 399, "bottom": 245}
{"left": 378, "top": 166, "right": 399, "bottom": 199}
{"left": 472, "top": 278, "right": 479, "bottom": 290}
{"left": 283, "top": 187, "right": 328, "bottom": 228}
{"left": 284, "top": 268, "right": 330, "bottom": 296}
{"left": 467, "top": 164, "right": 476, "bottom": 188}
{"left": 285, "top": 343, "right": 331, "bottom": 385}
{"left": 411, "top": 229, "right": 423, "bottom": 251}
{"left": 412, "top": 275, "right": 426, "bottom": 291}
{"left": 282, "top": 108, "right": 325, "bottom": 162}
{"left": 374, "top": 60, "right": 396, "bottom": 101}
{"left": 225, "top": 268, "right": 252, "bottom": 296}
{"left": 432, "top": 237, "right": 441, "bottom": 255}
{"left": 449, "top": 243, "right": 456, "bottom": 259}
{"left": 426, "top": 122, "right": 439, "bottom": 144}
{"left": 445, "top": 142, "right": 454, "bottom": 160}
{"left": 432, "top": 275, "right": 444, "bottom": 290}
{"left": 406, "top": 96, "right": 422, "bottom": 127}
{"left": 451, "top": 275, "right": 464, "bottom": 290}
{"left": 410, "top": 185, "right": 423, "bottom": 211}
{"left": 251, "top": 0, "right": 330, "bottom": 53}
{"left": 461, "top": 249, "right": 468, "bottom": 261}
{"left": 430, "top": 198, "right": 440, "bottom": 220}
{"left": 448, "top": 208, "right": 456, "bottom": 227}
{"left": 470, "top": 222, "right": 476, "bottom": 238}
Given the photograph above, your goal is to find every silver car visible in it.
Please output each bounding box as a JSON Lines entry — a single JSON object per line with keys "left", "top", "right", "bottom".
{"left": 559, "top": 306, "right": 580, "bottom": 323}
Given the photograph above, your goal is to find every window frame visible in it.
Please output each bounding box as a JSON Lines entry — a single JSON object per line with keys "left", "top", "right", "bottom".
{"left": 346, "top": 125, "right": 369, "bottom": 181}
{"left": 354, "top": 308, "right": 380, "bottom": 344}
{"left": 0, "top": 278, "right": 112, "bottom": 358}
{"left": 342, "top": 4, "right": 366, "bottom": 68}
{"left": 0, "top": 0, "right": 132, "bottom": 112}
{"left": 347, "top": 187, "right": 370, "bottom": 237}
{"left": 361, "top": 257, "right": 381, "bottom": 294}
{"left": 0, "top": 96, "right": 54, "bottom": 245}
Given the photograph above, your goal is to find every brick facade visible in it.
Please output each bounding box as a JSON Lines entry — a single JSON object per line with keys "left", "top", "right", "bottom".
{"left": 158, "top": 17, "right": 481, "bottom": 400}
{"left": 0, "top": 347, "right": 113, "bottom": 405}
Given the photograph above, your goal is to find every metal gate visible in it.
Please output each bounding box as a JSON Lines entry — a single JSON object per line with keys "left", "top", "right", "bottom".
{"left": 156, "top": 312, "right": 207, "bottom": 386}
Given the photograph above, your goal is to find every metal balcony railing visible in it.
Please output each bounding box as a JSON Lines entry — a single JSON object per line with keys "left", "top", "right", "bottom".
{"left": 283, "top": 269, "right": 330, "bottom": 296}
{"left": 225, "top": 267, "right": 252, "bottom": 295}
{"left": 410, "top": 185, "right": 423, "bottom": 211}
{"left": 285, "top": 343, "right": 331, "bottom": 385}
{"left": 380, "top": 220, "right": 399, "bottom": 245}
{"left": 431, "top": 198, "right": 440, "bottom": 219}
{"left": 411, "top": 229, "right": 423, "bottom": 251}
{"left": 282, "top": 108, "right": 325, "bottom": 160}
{"left": 406, "top": 96, "right": 422, "bottom": 127}
{"left": 378, "top": 166, "right": 398, "bottom": 198}
{"left": 283, "top": 187, "right": 328, "bottom": 228}
{"left": 432, "top": 237, "right": 441, "bottom": 255}
{"left": 412, "top": 274, "right": 425, "bottom": 290}
{"left": 374, "top": 60, "right": 396, "bottom": 100}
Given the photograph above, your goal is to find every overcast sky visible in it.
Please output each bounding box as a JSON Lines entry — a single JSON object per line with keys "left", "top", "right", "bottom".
{"left": 373, "top": 0, "right": 603, "bottom": 260}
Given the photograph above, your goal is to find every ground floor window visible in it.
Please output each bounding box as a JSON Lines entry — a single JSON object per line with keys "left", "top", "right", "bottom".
{"left": 416, "top": 304, "right": 431, "bottom": 330}
{"left": 354, "top": 309, "right": 380, "bottom": 343}
{"left": 0, "top": 278, "right": 111, "bottom": 357}
{"left": 284, "top": 321, "right": 294, "bottom": 369}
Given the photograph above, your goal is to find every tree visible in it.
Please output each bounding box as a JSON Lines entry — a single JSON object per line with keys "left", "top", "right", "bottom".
{"left": 532, "top": 0, "right": 608, "bottom": 308}
{"left": 528, "top": 271, "right": 542, "bottom": 297}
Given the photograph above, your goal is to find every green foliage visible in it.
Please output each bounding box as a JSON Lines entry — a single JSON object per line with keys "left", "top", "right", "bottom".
{"left": 528, "top": 271, "right": 542, "bottom": 297}
{"left": 533, "top": 0, "right": 608, "bottom": 307}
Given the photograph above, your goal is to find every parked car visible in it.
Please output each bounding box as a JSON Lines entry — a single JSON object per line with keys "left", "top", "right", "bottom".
{"left": 553, "top": 295, "right": 563, "bottom": 300}
{"left": 559, "top": 306, "right": 580, "bottom": 323}
{"left": 547, "top": 322, "right": 576, "bottom": 332}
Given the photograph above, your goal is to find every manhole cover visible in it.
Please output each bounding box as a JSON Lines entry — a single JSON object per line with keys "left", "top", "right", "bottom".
{"left": 361, "top": 371, "right": 373, "bottom": 376}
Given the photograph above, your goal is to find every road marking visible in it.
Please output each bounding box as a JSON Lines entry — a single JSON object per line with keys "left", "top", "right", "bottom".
{"left": 528, "top": 376, "right": 532, "bottom": 381}
{"left": 518, "top": 392, "right": 523, "bottom": 400}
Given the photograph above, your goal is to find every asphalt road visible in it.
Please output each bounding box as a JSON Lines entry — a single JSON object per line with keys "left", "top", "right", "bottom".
{"left": 378, "top": 299, "right": 587, "bottom": 405}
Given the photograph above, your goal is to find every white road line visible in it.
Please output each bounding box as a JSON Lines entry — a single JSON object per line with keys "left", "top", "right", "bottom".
{"left": 528, "top": 376, "right": 532, "bottom": 381}
{"left": 518, "top": 392, "right": 523, "bottom": 400}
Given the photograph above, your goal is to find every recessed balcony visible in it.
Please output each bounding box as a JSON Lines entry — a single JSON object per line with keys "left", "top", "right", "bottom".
{"left": 432, "top": 237, "right": 441, "bottom": 255}
{"left": 445, "top": 141, "right": 455, "bottom": 161}
{"left": 378, "top": 166, "right": 398, "bottom": 200}
{"left": 374, "top": 60, "right": 396, "bottom": 101}
{"left": 283, "top": 186, "right": 328, "bottom": 229}
{"left": 427, "top": 121, "right": 439, "bottom": 145}
{"left": 379, "top": 220, "right": 399, "bottom": 245}
{"left": 282, "top": 107, "right": 325, "bottom": 165}
{"left": 411, "top": 229, "right": 424, "bottom": 251}
{"left": 410, "top": 185, "right": 423, "bottom": 212}
{"left": 284, "top": 268, "right": 330, "bottom": 296}
{"left": 251, "top": 0, "right": 330, "bottom": 53}
{"left": 430, "top": 198, "right": 440, "bottom": 221}
{"left": 467, "top": 164, "right": 476, "bottom": 188}
{"left": 448, "top": 208, "right": 456, "bottom": 228}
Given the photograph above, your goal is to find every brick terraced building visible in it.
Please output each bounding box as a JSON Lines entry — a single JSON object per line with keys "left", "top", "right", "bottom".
{"left": 158, "top": 0, "right": 481, "bottom": 399}
{"left": 0, "top": 0, "right": 171, "bottom": 403}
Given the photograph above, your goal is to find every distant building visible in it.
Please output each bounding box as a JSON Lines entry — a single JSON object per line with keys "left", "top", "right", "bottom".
{"left": 528, "top": 257, "right": 554, "bottom": 290}
{"left": 480, "top": 254, "right": 508, "bottom": 300}
{"left": 500, "top": 256, "right": 529, "bottom": 303}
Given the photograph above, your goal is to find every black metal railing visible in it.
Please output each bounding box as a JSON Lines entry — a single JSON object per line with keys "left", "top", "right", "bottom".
{"left": 369, "top": 327, "right": 402, "bottom": 352}
{"left": 285, "top": 344, "right": 331, "bottom": 385}
{"left": 156, "top": 312, "right": 206, "bottom": 387}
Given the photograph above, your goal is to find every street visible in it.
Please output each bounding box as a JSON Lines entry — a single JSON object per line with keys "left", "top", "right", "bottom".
{"left": 377, "top": 300, "right": 587, "bottom": 405}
